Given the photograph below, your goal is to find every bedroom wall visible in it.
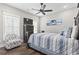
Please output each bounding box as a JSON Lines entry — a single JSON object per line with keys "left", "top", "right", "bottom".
{"left": 40, "top": 7, "right": 78, "bottom": 33}
{"left": 0, "top": 3, "right": 40, "bottom": 47}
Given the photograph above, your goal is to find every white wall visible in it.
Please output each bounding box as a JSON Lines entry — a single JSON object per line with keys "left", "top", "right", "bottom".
{"left": 0, "top": 3, "right": 40, "bottom": 47}
{"left": 40, "top": 7, "right": 78, "bottom": 33}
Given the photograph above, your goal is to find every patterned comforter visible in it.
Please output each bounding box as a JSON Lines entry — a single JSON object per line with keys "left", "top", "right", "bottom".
{"left": 28, "top": 33, "right": 79, "bottom": 55}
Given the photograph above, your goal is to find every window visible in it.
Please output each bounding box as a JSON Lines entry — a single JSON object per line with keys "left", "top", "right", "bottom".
{"left": 33, "top": 21, "right": 38, "bottom": 33}
{"left": 3, "top": 12, "right": 20, "bottom": 40}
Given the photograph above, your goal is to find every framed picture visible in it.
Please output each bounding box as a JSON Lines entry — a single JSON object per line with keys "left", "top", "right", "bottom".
{"left": 47, "top": 19, "right": 62, "bottom": 26}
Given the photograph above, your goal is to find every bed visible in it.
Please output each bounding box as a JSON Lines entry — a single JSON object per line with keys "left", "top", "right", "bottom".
{"left": 27, "top": 32, "right": 79, "bottom": 55}
{"left": 27, "top": 8, "right": 79, "bottom": 55}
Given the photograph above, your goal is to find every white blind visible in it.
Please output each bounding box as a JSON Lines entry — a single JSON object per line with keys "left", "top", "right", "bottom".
{"left": 3, "top": 12, "right": 20, "bottom": 40}
{"left": 34, "top": 22, "right": 38, "bottom": 33}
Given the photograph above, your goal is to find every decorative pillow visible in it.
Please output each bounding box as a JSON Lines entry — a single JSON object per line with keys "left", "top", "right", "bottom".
{"left": 66, "top": 27, "right": 73, "bottom": 38}
{"left": 5, "top": 34, "right": 19, "bottom": 42}
{"left": 60, "top": 27, "right": 73, "bottom": 38}
{"left": 60, "top": 31, "right": 64, "bottom": 36}
{"left": 71, "top": 25, "right": 78, "bottom": 39}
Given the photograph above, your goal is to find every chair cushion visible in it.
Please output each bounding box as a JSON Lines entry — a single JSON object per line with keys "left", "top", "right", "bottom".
{"left": 4, "top": 34, "right": 22, "bottom": 49}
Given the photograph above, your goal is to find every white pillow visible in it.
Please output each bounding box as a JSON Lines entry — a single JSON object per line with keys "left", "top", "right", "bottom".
{"left": 71, "top": 26, "right": 78, "bottom": 39}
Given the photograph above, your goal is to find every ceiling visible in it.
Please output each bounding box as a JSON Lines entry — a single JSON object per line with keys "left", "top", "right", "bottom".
{"left": 6, "top": 3, "right": 77, "bottom": 17}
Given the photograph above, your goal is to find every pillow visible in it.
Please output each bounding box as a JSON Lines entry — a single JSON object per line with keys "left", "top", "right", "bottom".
{"left": 60, "top": 27, "right": 73, "bottom": 38}
{"left": 71, "top": 25, "right": 78, "bottom": 39}
{"left": 60, "top": 31, "right": 64, "bottom": 36}
{"left": 66, "top": 27, "right": 73, "bottom": 38}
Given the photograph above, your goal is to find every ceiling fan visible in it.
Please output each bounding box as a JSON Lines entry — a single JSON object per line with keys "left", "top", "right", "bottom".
{"left": 32, "top": 3, "right": 53, "bottom": 15}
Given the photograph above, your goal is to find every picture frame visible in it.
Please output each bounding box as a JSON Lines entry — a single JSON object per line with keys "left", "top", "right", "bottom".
{"left": 47, "top": 19, "right": 62, "bottom": 26}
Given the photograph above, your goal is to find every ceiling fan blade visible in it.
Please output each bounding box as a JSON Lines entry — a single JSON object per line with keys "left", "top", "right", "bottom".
{"left": 32, "top": 8, "right": 39, "bottom": 11}
{"left": 44, "top": 10, "right": 53, "bottom": 12}
{"left": 42, "top": 12, "right": 45, "bottom": 15}
{"left": 43, "top": 5, "right": 46, "bottom": 10}
{"left": 35, "top": 12, "right": 40, "bottom": 14}
{"left": 77, "top": 3, "right": 79, "bottom": 8}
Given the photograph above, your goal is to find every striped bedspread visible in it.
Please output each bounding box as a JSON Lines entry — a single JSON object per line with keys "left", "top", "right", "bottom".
{"left": 28, "top": 33, "right": 79, "bottom": 55}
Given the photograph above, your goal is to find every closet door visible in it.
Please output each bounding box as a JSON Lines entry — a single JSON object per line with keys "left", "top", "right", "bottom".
{"left": 3, "top": 12, "right": 20, "bottom": 40}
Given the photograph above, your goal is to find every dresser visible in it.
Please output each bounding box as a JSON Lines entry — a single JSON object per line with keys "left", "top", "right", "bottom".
{"left": 23, "top": 18, "right": 34, "bottom": 43}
